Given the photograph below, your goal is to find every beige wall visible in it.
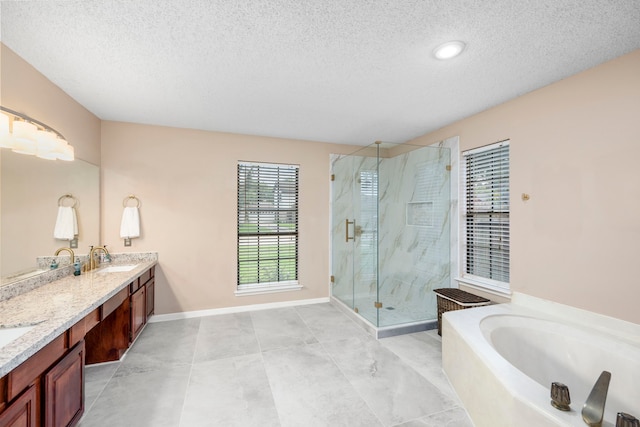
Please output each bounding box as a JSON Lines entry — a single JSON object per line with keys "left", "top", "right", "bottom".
{"left": 101, "top": 122, "right": 355, "bottom": 315}
{"left": 1, "top": 44, "right": 101, "bottom": 164}
{"left": 410, "top": 49, "right": 640, "bottom": 324}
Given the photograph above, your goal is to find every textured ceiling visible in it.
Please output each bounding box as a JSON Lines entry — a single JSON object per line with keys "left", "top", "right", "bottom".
{"left": 1, "top": 0, "right": 639, "bottom": 146}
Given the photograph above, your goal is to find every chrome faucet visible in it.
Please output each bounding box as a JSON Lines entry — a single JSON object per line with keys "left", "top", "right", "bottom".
{"left": 88, "top": 246, "right": 110, "bottom": 271}
{"left": 54, "top": 247, "right": 75, "bottom": 264}
{"left": 582, "top": 371, "right": 611, "bottom": 427}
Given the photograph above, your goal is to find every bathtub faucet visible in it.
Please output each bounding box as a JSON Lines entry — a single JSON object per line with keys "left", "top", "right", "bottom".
{"left": 582, "top": 371, "right": 611, "bottom": 427}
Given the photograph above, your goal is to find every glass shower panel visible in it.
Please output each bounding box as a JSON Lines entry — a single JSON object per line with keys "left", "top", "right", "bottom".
{"left": 377, "top": 145, "right": 451, "bottom": 327}
{"left": 352, "top": 155, "right": 379, "bottom": 326}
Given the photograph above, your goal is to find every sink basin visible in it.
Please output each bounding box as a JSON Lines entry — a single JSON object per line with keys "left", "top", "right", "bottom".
{"left": 97, "top": 264, "right": 138, "bottom": 273}
{"left": 0, "top": 325, "right": 34, "bottom": 349}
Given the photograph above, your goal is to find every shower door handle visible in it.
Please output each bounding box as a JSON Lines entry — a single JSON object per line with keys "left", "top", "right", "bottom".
{"left": 345, "top": 219, "right": 355, "bottom": 242}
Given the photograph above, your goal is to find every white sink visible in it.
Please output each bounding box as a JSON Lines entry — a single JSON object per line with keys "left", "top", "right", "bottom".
{"left": 0, "top": 325, "right": 34, "bottom": 349}
{"left": 97, "top": 264, "right": 138, "bottom": 273}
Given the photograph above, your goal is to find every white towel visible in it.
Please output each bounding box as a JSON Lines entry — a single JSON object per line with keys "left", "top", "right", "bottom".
{"left": 120, "top": 206, "right": 140, "bottom": 238}
{"left": 54, "top": 206, "right": 78, "bottom": 240}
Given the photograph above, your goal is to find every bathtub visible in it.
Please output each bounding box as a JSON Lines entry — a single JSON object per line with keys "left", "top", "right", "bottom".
{"left": 442, "top": 299, "right": 640, "bottom": 427}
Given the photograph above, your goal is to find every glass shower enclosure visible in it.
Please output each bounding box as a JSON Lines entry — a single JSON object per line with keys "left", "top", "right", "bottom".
{"left": 331, "top": 142, "right": 451, "bottom": 329}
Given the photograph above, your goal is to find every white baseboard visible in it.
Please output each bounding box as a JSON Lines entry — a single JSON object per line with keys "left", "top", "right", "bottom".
{"left": 148, "top": 297, "right": 331, "bottom": 323}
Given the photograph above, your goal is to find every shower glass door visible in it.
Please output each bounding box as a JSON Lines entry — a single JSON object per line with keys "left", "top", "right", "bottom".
{"left": 331, "top": 147, "right": 380, "bottom": 326}
{"left": 331, "top": 154, "right": 356, "bottom": 308}
{"left": 332, "top": 142, "right": 452, "bottom": 329}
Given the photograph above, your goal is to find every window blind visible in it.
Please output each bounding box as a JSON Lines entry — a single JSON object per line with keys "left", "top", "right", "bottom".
{"left": 463, "top": 141, "right": 510, "bottom": 286}
{"left": 237, "top": 162, "right": 299, "bottom": 286}
{"left": 359, "top": 170, "right": 378, "bottom": 282}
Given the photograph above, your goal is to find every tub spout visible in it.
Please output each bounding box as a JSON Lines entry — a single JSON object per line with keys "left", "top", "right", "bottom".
{"left": 582, "top": 371, "right": 611, "bottom": 427}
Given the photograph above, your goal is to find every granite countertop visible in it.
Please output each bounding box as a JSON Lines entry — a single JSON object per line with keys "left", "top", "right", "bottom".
{"left": 0, "top": 255, "right": 157, "bottom": 377}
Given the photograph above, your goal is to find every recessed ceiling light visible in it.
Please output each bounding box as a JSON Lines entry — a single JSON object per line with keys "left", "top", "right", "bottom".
{"left": 433, "top": 41, "right": 466, "bottom": 60}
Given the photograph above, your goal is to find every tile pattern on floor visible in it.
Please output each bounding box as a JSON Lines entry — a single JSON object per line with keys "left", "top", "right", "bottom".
{"left": 79, "top": 303, "right": 473, "bottom": 427}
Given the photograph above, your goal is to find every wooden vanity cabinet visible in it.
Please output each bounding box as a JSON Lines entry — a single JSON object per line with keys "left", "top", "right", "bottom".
{"left": 84, "top": 288, "right": 130, "bottom": 364}
{"left": 0, "top": 264, "right": 155, "bottom": 427}
{"left": 0, "top": 336, "right": 85, "bottom": 427}
{"left": 85, "top": 265, "right": 155, "bottom": 360}
{"left": 130, "top": 285, "right": 146, "bottom": 343}
{"left": 0, "top": 385, "right": 36, "bottom": 427}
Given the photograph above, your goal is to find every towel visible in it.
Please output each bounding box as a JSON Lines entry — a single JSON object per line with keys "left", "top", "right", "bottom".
{"left": 54, "top": 206, "right": 78, "bottom": 240}
{"left": 120, "top": 206, "right": 140, "bottom": 238}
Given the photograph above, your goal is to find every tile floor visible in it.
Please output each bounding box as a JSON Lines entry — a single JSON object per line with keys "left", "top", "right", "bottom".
{"left": 79, "top": 303, "right": 473, "bottom": 427}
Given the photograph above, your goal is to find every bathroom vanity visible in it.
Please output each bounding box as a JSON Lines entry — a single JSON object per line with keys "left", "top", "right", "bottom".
{"left": 0, "top": 258, "right": 156, "bottom": 427}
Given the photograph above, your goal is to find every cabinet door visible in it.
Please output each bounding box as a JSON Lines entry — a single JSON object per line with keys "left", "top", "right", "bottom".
{"left": 130, "top": 286, "right": 146, "bottom": 343}
{"left": 0, "top": 385, "right": 37, "bottom": 427}
{"left": 44, "top": 341, "right": 84, "bottom": 427}
{"left": 145, "top": 279, "right": 154, "bottom": 317}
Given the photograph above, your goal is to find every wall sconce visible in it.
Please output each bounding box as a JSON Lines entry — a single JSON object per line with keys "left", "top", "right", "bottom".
{"left": 0, "top": 106, "right": 74, "bottom": 161}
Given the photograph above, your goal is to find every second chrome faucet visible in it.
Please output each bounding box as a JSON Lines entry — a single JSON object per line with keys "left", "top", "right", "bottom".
{"left": 582, "top": 371, "right": 611, "bottom": 427}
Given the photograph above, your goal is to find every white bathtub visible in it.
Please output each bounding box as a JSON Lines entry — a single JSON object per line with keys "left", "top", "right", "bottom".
{"left": 442, "top": 299, "right": 640, "bottom": 427}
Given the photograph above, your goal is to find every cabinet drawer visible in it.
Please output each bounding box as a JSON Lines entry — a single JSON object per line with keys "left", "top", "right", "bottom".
{"left": 7, "top": 334, "right": 65, "bottom": 401}
{"left": 129, "top": 278, "right": 141, "bottom": 293}
{"left": 68, "top": 308, "right": 101, "bottom": 347}
{"left": 138, "top": 268, "right": 152, "bottom": 286}
{"left": 68, "top": 321, "right": 84, "bottom": 349}
{"left": 101, "top": 288, "right": 128, "bottom": 320}
{"left": 84, "top": 307, "right": 100, "bottom": 332}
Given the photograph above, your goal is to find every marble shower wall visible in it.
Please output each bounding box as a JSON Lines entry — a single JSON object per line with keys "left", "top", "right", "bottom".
{"left": 377, "top": 146, "right": 451, "bottom": 325}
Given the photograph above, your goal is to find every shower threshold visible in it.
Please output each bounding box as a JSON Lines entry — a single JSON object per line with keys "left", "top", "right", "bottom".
{"left": 330, "top": 296, "right": 438, "bottom": 339}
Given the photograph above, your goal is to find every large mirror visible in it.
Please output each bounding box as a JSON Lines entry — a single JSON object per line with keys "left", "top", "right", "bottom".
{"left": 1, "top": 150, "right": 99, "bottom": 284}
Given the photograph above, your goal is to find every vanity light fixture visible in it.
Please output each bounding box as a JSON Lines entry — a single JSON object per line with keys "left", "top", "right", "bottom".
{"left": 0, "top": 106, "right": 74, "bottom": 161}
{"left": 433, "top": 40, "right": 466, "bottom": 60}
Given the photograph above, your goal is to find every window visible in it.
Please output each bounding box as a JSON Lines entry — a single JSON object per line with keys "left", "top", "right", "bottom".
{"left": 359, "top": 170, "right": 377, "bottom": 283}
{"left": 237, "top": 162, "right": 299, "bottom": 294}
{"left": 461, "top": 140, "right": 510, "bottom": 291}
